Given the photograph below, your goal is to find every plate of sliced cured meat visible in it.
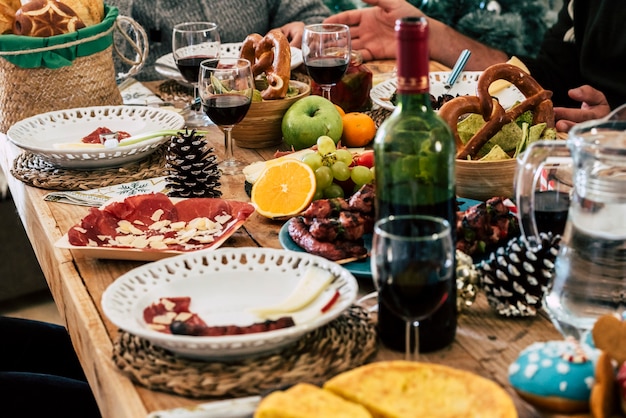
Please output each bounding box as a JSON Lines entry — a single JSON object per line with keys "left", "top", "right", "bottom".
{"left": 55, "top": 192, "right": 255, "bottom": 261}
{"left": 102, "top": 247, "right": 358, "bottom": 359}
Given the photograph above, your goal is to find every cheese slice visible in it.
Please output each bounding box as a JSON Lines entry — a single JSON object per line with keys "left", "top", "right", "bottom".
{"left": 250, "top": 266, "right": 335, "bottom": 317}
{"left": 488, "top": 56, "right": 530, "bottom": 95}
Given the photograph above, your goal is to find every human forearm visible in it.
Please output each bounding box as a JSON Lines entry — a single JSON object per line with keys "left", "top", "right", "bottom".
{"left": 427, "top": 18, "right": 508, "bottom": 70}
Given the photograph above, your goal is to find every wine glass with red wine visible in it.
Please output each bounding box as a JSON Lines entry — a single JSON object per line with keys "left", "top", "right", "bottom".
{"left": 198, "top": 58, "right": 254, "bottom": 174}
{"left": 172, "top": 22, "right": 221, "bottom": 127}
{"left": 302, "top": 23, "right": 351, "bottom": 101}
{"left": 371, "top": 215, "right": 454, "bottom": 361}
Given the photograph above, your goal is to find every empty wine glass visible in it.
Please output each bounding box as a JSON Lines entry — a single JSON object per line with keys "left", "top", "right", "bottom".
{"left": 371, "top": 215, "right": 454, "bottom": 361}
{"left": 302, "top": 23, "right": 351, "bottom": 101}
{"left": 172, "top": 22, "right": 221, "bottom": 127}
{"left": 198, "top": 58, "right": 254, "bottom": 174}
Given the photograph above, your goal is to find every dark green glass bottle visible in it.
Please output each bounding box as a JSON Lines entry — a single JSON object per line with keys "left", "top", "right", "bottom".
{"left": 373, "top": 16, "right": 457, "bottom": 353}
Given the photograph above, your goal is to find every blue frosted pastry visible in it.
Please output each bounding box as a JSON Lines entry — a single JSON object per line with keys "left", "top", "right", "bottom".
{"left": 509, "top": 340, "right": 600, "bottom": 414}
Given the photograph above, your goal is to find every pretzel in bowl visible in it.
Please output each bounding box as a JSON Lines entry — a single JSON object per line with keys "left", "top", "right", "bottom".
{"left": 439, "top": 63, "right": 555, "bottom": 160}
{"left": 240, "top": 29, "right": 291, "bottom": 100}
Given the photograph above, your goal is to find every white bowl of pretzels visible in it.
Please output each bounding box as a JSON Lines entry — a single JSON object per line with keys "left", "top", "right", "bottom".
{"left": 439, "top": 63, "right": 558, "bottom": 201}
{"left": 231, "top": 30, "right": 311, "bottom": 149}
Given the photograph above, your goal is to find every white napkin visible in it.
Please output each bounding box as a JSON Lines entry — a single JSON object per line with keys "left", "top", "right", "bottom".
{"left": 44, "top": 177, "right": 168, "bottom": 207}
{"left": 119, "top": 77, "right": 165, "bottom": 106}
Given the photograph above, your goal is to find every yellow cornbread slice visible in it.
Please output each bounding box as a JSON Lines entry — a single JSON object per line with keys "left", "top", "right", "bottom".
{"left": 488, "top": 56, "right": 530, "bottom": 96}
{"left": 254, "top": 383, "right": 372, "bottom": 418}
{"left": 323, "top": 361, "right": 518, "bottom": 418}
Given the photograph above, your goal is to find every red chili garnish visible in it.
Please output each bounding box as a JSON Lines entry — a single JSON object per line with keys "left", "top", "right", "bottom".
{"left": 320, "top": 290, "right": 340, "bottom": 313}
{"left": 81, "top": 127, "right": 131, "bottom": 144}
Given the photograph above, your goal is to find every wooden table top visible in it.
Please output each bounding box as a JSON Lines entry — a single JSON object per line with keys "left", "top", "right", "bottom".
{"left": 0, "top": 63, "right": 584, "bottom": 418}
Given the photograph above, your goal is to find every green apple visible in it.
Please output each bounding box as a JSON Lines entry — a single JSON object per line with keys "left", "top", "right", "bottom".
{"left": 281, "top": 96, "right": 343, "bottom": 150}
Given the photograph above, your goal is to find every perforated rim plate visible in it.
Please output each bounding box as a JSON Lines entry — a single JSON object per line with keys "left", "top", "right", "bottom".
{"left": 101, "top": 247, "right": 358, "bottom": 360}
{"left": 370, "top": 71, "right": 527, "bottom": 111}
{"left": 7, "top": 106, "right": 185, "bottom": 169}
{"left": 155, "top": 44, "right": 304, "bottom": 81}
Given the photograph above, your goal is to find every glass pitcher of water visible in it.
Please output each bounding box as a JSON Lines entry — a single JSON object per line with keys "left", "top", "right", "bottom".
{"left": 515, "top": 105, "right": 626, "bottom": 341}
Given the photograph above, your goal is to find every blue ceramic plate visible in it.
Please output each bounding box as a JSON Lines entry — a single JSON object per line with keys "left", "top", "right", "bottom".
{"left": 278, "top": 198, "right": 482, "bottom": 280}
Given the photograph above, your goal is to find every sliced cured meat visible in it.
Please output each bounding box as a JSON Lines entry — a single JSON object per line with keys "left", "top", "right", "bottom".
{"left": 143, "top": 296, "right": 295, "bottom": 336}
{"left": 67, "top": 207, "right": 121, "bottom": 246}
{"left": 104, "top": 193, "right": 177, "bottom": 228}
{"left": 65, "top": 193, "right": 255, "bottom": 252}
{"left": 174, "top": 198, "right": 254, "bottom": 222}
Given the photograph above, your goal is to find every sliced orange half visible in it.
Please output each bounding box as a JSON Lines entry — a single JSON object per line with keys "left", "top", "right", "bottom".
{"left": 251, "top": 159, "right": 316, "bottom": 218}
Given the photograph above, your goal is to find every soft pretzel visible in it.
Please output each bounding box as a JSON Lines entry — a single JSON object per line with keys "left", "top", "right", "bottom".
{"left": 439, "top": 63, "right": 555, "bottom": 160}
{"left": 240, "top": 29, "right": 291, "bottom": 100}
{"left": 14, "top": 0, "right": 85, "bottom": 36}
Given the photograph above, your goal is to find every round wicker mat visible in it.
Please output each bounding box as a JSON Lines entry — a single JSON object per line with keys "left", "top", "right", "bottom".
{"left": 112, "top": 305, "right": 378, "bottom": 399}
{"left": 11, "top": 146, "right": 168, "bottom": 191}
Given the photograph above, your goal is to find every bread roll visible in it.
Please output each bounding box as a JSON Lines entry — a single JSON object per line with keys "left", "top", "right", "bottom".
{"left": 0, "top": 0, "right": 21, "bottom": 33}
{"left": 13, "top": 0, "right": 85, "bottom": 36}
{"left": 59, "top": 0, "right": 103, "bottom": 27}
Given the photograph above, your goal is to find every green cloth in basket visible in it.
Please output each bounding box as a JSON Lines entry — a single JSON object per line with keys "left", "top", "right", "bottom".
{"left": 0, "top": 5, "right": 118, "bottom": 69}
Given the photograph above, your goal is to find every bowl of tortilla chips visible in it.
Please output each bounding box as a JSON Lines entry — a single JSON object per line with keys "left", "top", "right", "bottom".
{"left": 455, "top": 110, "right": 559, "bottom": 201}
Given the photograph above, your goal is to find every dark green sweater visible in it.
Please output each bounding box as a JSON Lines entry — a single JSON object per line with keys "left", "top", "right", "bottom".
{"left": 524, "top": 0, "right": 626, "bottom": 108}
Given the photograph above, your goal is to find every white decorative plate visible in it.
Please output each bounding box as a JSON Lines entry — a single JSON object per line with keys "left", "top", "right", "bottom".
{"left": 101, "top": 247, "right": 358, "bottom": 360}
{"left": 155, "top": 44, "right": 303, "bottom": 81}
{"left": 370, "top": 71, "right": 526, "bottom": 111}
{"left": 7, "top": 106, "right": 185, "bottom": 169}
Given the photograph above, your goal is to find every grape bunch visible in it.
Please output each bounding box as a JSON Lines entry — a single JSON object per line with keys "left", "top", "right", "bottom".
{"left": 300, "top": 136, "right": 375, "bottom": 200}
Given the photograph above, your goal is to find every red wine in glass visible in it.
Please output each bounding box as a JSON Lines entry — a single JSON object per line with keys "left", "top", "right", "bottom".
{"left": 175, "top": 56, "right": 216, "bottom": 84}
{"left": 534, "top": 190, "right": 570, "bottom": 236}
{"left": 305, "top": 57, "right": 349, "bottom": 86}
{"left": 302, "top": 23, "right": 351, "bottom": 101}
{"left": 378, "top": 261, "right": 450, "bottom": 320}
{"left": 203, "top": 94, "right": 251, "bottom": 126}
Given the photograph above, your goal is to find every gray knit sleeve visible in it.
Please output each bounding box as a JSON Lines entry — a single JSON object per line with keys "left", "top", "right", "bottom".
{"left": 269, "top": 0, "right": 332, "bottom": 27}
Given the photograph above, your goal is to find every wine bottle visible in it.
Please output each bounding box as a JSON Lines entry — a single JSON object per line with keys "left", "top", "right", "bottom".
{"left": 373, "top": 16, "right": 457, "bottom": 353}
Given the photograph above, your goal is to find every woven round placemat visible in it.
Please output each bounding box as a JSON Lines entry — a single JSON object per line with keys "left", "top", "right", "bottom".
{"left": 112, "top": 305, "right": 378, "bottom": 399}
{"left": 10, "top": 146, "right": 168, "bottom": 191}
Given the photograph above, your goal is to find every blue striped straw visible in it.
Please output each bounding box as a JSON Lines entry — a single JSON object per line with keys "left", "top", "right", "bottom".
{"left": 445, "top": 49, "right": 471, "bottom": 89}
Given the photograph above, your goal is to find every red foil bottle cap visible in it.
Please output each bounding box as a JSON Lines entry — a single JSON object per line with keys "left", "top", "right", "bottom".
{"left": 395, "top": 16, "right": 429, "bottom": 94}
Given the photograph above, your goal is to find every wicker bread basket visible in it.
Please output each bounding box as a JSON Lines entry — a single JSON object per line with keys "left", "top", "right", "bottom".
{"left": 0, "top": 6, "right": 146, "bottom": 133}
{"left": 233, "top": 80, "right": 310, "bottom": 149}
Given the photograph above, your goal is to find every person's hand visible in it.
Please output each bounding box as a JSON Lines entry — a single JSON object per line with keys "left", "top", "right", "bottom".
{"left": 324, "top": 0, "right": 422, "bottom": 61}
{"left": 554, "top": 85, "right": 611, "bottom": 132}
{"left": 280, "top": 22, "right": 306, "bottom": 48}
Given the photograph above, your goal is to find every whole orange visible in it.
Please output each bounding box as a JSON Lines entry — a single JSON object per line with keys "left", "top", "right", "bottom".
{"left": 341, "top": 112, "right": 376, "bottom": 147}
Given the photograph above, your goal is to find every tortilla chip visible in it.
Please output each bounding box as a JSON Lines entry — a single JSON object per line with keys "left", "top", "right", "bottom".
{"left": 479, "top": 145, "right": 511, "bottom": 161}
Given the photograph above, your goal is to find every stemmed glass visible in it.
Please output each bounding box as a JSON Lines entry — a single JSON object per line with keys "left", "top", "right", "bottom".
{"left": 172, "top": 22, "right": 221, "bottom": 127}
{"left": 371, "top": 215, "right": 454, "bottom": 361}
{"left": 302, "top": 23, "right": 351, "bottom": 101}
{"left": 198, "top": 58, "right": 254, "bottom": 175}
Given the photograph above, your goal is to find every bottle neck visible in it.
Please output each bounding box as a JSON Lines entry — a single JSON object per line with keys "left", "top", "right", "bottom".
{"left": 395, "top": 16, "right": 430, "bottom": 98}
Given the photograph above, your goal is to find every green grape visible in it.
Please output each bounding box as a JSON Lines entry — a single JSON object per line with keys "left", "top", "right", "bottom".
{"left": 331, "top": 161, "right": 351, "bottom": 181}
{"left": 370, "top": 166, "right": 375, "bottom": 179}
{"left": 313, "top": 189, "right": 324, "bottom": 201}
{"left": 315, "top": 166, "right": 333, "bottom": 190}
{"left": 335, "top": 149, "right": 354, "bottom": 166}
{"left": 351, "top": 165, "right": 374, "bottom": 186}
{"left": 317, "top": 135, "right": 336, "bottom": 155}
{"left": 301, "top": 152, "right": 323, "bottom": 171}
{"left": 323, "top": 183, "right": 344, "bottom": 199}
